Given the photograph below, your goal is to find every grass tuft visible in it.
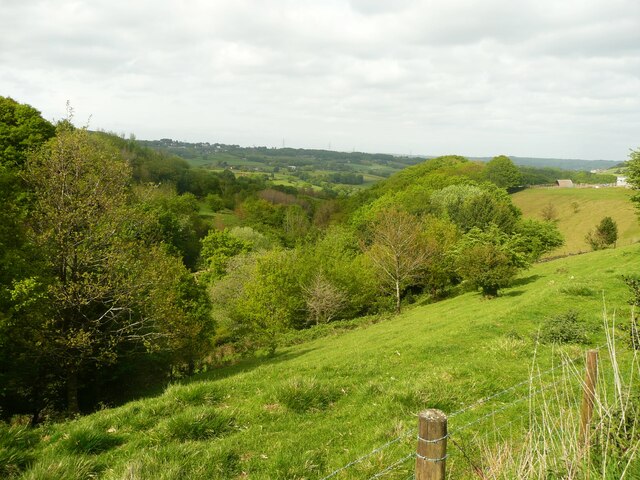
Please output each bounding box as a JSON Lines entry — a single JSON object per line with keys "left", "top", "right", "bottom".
{"left": 560, "top": 284, "right": 597, "bottom": 297}
{"left": 163, "top": 407, "right": 234, "bottom": 441}
{"left": 164, "top": 382, "right": 224, "bottom": 406}
{"left": 0, "top": 424, "right": 39, "bottom": 477}
{"left": 275, "top": 377, "right": 341, "bottom": 414}
{"left": 21, "top": 456, "right": 99, "bottom": 480}
{"left": 61, "top": 426, "right": 124, "bottom": 455}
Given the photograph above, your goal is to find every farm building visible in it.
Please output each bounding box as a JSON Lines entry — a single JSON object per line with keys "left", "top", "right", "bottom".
{"left": 617, "top": 176, "right": 629, "bottom": 187}
{"left": 555, "top": 179, "right": 574, "bottom": 188}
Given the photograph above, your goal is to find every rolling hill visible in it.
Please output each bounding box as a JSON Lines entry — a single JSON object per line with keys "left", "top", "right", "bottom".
{"left": 7, "top": 244, "right": 640, "bottom": 479}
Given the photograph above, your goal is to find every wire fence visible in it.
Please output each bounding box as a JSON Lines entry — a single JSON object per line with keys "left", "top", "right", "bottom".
{"left": 319, "top": 345, "right": 609, "bottom": 480}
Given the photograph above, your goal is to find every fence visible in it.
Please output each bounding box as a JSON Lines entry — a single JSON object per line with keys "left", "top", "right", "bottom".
{"left": 319, "top": 345, "right": 629, "bottom": 480}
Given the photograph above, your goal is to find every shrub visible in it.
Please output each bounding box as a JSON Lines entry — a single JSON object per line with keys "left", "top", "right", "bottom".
{"left": 586, "top": 216, "right": 618, "bottom": 250}
{"left": 539, "top": 310, "right": 588, "bottom": 344}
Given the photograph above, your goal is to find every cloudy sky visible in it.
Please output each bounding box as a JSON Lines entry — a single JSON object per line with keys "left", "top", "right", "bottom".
{"left": 1, "top": 0, "right": 639, "bottom": 160}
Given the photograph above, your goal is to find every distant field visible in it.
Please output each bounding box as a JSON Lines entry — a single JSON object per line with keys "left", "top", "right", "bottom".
{"left": 512, "top": 187, "right": 640, "bottom": 256}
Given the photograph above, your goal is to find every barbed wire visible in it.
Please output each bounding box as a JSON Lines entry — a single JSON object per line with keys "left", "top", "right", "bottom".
{"left": 448, "top": 349, "right": 591, "bottom": 420}
{"left": 319, "top": 429, "right": 415, "bottom": 480}
{"left": 450, "top": 377, "right": 565, "bottom": 435}
{"left": 320, "top": 344, "right": 607, "bottom": 480}
{"left": 366, "top": 452, "right": 414, "bottom": 480}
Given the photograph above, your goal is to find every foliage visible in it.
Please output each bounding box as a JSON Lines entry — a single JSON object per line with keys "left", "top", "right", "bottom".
{"left": 483, "top": 155, "right": 523, "bottom": 189}
{"left": 586, "top": 216, "right": 618, "bottom": 250}
{"left": 454, "top": 225, "right": 529, "bottom": 297}
{"left": 540, "top": 202, "right": 558, "bottom": 222}
{"left": 364, "top": 208, "right": 429, "bottom": 313}
{"left": 134, "top": 186, "right": 208, "bottom": 269}
{"left": 302, "top": 273, "right": 348, "bottom": 325}
{"left": 2, "top": 126, "right": 214, "bottom": 417}
{"left": 514, "top": 218, "right": 564, "bottom": 262}
{"left": 200, "top": 229, "right": 252, "bottom": 280}
{"left": 538, "top": 310, "right": 589, "bottom": 344}
{"left": 418, "top": 215, "right": 460, "bottom": 294}
{"left": 430, "top": 183, "right": 520, "bottom": 233}
{"left": 624, "top": 147, "right": 640, "bottom": 197}
{"left": 219, "top": 249, "right": 305, "bottom": 353}
{"left": 205, "top": 193, "right": 224, "bottom": 212}
{"left": 0, "top": 96, "right": 55, "bottom": 167}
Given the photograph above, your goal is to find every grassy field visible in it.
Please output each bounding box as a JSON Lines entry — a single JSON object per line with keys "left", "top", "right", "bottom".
{"left": 4, "top": 246, "right": 640, "bottom": 479}
{"left": 512, "top": 187, "right": 640, "bottom": 256}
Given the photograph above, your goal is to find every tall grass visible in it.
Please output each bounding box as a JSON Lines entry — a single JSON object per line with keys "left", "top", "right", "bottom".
{"left": 473, "top": 310, "right": 639, "bottom": 479}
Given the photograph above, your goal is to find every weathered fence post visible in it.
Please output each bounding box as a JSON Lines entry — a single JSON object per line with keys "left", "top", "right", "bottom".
{"left": 579, "top": 349, "right": 599, "bottom": 448}
{"left": 416, "top": 409, "right": 447, "bottom": 480}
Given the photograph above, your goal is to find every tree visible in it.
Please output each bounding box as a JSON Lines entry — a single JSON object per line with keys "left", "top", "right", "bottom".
{"left": 365, "top": 208, "right": 429, "bottom": 313}
{"left": 514, "top": 219, "right": 564, "bottom": 261}
{"left": 418, "top": 215, "right": 459, "bottom": 295}
{"left": 626, "top": 147, "right": 640, "bottom": 214}
{"left": 233, "top": 249, "right": 305, "bottom": 353}
{"left": 0, "top": 96, "right": 55, "bottom": 167}
{"left": 484, "top": 155, "right": 523, "bottom": 189}
{"left": 586, "top": 216, "right": 618, "bottom": 250}
{"left": 303, "top": 273, "right": 347, "bottom": 325}
{"left": 200, "top": 229, "right": 252, "bottom": 280}
{"left": 540, "top": 203, "right": 558, "bottom": 222}
{"left": 205, "top": 193, "right": 224, "bottom": 212}
{"left": 429, "top": 183, "right": 520, "bottom": 234}
{"left": 22, "top": 126, "right": 212, "bottom": 414}
{"left": 454, "top": 225, "right": 529, "bottom": 298}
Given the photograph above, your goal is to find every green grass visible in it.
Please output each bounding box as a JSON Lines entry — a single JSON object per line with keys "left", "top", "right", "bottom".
{"left": 511, "top": 187, "right": 640, "bottom": 256}
{"left": 12, "top": 245, "right": 640, "bottom": 479}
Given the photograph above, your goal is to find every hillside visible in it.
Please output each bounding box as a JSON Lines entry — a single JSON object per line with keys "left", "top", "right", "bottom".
{"left": 8, "top": 245, "right": 640, "bottom": 479}
{"left": 511, "top": 187, "right": 640, "bottom": 256}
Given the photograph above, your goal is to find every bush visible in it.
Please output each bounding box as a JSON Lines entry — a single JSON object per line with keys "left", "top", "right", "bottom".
{"left": 586, "top": 216, "right": 618, "bottom": 250}
{"left": 539, "top": 310, "right": 588, "bottom": 344}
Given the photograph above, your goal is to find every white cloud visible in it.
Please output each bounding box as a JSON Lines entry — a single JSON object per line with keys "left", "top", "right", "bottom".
{"left": 1, "top": 0, "right": 638, "bottom": 159}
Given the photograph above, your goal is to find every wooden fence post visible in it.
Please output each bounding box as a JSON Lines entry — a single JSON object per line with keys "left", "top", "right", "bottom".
{"left": 416, "top": 409, "right": 447, "bottom": 480}
{"left": 579, "top": 349, "right": 599, "bottom": 448}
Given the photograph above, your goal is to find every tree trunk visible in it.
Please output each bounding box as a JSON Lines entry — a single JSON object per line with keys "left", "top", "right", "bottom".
{"left": 395, "top": 280, "right": 401, "bottom": 314}
{"left": 67, "top": 369, "right": 80, "bottom": 415}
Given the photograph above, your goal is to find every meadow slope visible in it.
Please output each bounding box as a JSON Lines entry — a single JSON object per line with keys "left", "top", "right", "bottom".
{"left": 511, "top": 187, "right": 640, "bottom": 256}
{"left": 8, "top": 245, "right": 640, "bottom": 479}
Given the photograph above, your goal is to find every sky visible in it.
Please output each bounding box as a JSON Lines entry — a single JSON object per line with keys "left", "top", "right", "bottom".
{"left": 1, "top": 0, "right": 639, "bottom": 160}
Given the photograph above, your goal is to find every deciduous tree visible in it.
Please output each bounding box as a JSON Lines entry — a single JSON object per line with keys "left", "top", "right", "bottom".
{"left": 22, "top": 126, "right": 212, "bottom": 414}
{"left": 365, "top": 208, "right": 429, "bottom": 313}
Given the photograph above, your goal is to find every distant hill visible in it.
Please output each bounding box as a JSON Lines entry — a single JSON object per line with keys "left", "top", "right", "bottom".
{"left": 470, "top": 156, "right": 622, "bottom": 171}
